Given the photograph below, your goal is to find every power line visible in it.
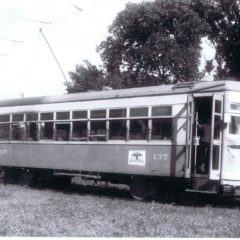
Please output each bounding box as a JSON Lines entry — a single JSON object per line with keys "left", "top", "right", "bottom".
{"left": 66, "top": 0, "right": 83, "bottom": 12}
{"left": 0, "top": 0, "right": 128, "bottom": 76}
{"left": 0, "top": 37, "right": 23, "bottom": 43}
{"left": 82, "top": 0, "right": 128, "bottom": 11}
{"left": 51, "top": 11, "right": 80, "bottom": 24}
{"left": 51, "top": 0, "right": 127, "bottom": 24}
{"left": 0, "top": 30, "right": 39, "bottom": 69}
{"left": 0, "top": 10, "right": 52, "bottom": 25}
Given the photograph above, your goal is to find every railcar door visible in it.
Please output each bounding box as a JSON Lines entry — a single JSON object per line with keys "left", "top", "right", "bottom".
{"left": 185, "top": 94, "right": 194, "bottom": 178}
{"left": 209, "top": 93, "right": 224, "bottom": 180}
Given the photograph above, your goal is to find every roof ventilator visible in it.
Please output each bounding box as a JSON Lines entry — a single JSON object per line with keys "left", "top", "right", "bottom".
{"left": 172, "top": 81, "right": 200, "bottom": 90}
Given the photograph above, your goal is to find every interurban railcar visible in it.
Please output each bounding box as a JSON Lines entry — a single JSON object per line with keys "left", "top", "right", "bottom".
{"left": 0, "top": 80, "right": 240, "bottom": 199}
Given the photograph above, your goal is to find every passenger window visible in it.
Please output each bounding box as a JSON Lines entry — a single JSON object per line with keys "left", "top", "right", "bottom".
{"left": 152, "top": 106, "right": 172, "bottom": 116}
{"left": 0, "top": 124, "right": 10, "bottom": 140}
{"left": 12, "top": 114, "right": 24, "bottom": 122}
{"left": 230, "top": 103, "right": 240, "bottom": 111}
{"left": 72, "top": 111, "right": 87, "bottom": 119}
{"left": 55, "top": 123, "right": 70, "bottom": 141}
{"left": 72, "top": 121, "right": 88, "bottom": 141}
{"left": 90, "top": 121, "right": 106, "bottom": 141}
{"left": 230, "top": 116, "right": 240, "bottom": 134}
{"left": 0, "top": 114, "right": 10, "bottom": 122}
{"left": 12, "top": 123, "right": 24, "bottom": 140}
{"left": 152, "top": 118, "right": 172, "bottom": 140}
{"left": 56, "top": 112, "right": 70, "bottom": 120}
{"left": 130, "top": 107, "right": 148, "bottom": 117}
{"left": 40, "top": 112, "right": 54, "bottom": 121}
{"left": 26, "top": 113, "right": 38, "bottom": 121}
{"left": 129, "top": 119, "right": 148, "bottom": 140}
{"left": 90, "top": 110, "right": 106, "bottom": 118}
{"left": 40, "top": 122, "right": 53, "bottom": 140}
{"left": 109, "top": 120, "right": 126, "bottom": 140}
{"left": 109, "top": 109, "right": 126, "bottom": 118}
{"left": 26, "top": 122, "right": 38, "bottom": 141}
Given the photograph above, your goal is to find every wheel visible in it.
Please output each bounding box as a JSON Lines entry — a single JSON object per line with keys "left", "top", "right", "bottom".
{"left": 3, "top": 168, "right": 17, "bottom": 185}
{"left": 17, "top": 169, "right": 33, "bottom": 187}
{"left": 130, "top": 176, "right": 157, "bottom": 200}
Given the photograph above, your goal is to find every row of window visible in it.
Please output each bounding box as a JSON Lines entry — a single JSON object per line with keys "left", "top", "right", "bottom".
{"left": 0, "top": 106, "right": 172, "bottom": 123}
{"left": 0, "top": 106, "right": 173, "bottom": 142}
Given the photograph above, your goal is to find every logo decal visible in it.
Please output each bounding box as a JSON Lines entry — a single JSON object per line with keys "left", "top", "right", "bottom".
{"left": 128, "top": 150, "right": 146, "bottom": 166}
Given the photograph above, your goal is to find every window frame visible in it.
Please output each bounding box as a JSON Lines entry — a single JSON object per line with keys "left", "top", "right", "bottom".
{"left": 229, "top": 113, "right": 240, "bottom": 139}
{"left": 108, "top": 108, "right": 127, "bottom": 141}
{"left": 89, "top": 109, "right": 107, "bottom": 141}
{"left": 149, "top": 105, "right": 173, "bottom": 142}
{"left": 0, "top": 104, "right": 173, "bottom": 143}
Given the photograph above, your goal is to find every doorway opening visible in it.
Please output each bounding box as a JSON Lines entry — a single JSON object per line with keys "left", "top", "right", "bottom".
{"left": 192, "top": 97, "right": 212, "bottom": 175}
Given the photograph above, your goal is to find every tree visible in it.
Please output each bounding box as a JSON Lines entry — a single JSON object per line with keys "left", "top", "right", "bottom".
{"left": 97, "top": 0, "right": 210, "bottom": 88}
{"left": 66, "top": 60, "right": 106, "bottom": 93}
{"left": 192, "top": 0, "right": 240, "bottom": 80}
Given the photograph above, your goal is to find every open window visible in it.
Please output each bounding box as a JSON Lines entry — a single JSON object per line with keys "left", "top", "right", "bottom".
{"left": 0, "top": 124, "right": 10, "bottom": 140}
{"left": 26, "top": 113, "right": 38, "bottom": 141}
{"left": 26, "top": 122, "right": 38, "bottom": 141}
{"left": 40, "top": 122, "right": 53, "bottom": 140}
{"left": 0, "top": 114, "right": 10, "bottom": 141}
{"left": 109, "top": 120, "right": 126, "bottom": 140}
{"left": 12, "top": 123, "right": 25, "bottom": 140}
{"left": 89, "top": 110, "right": 106, "bottom": 141}
{"left": 109, "top": 109, "right": 127, "bottom": 140}
{"left": 129, "top": 119, "right": 148, "bottom": 140}
{"left": 55, "top": 123, "right": 70, "bottom": 141}
{"left": 89, "top": 120, "right": 106, "bottom": 141}
{"left": 72, "top": 121, "right": 88, "bottom": 141}
{"left": 152, "top": 118, "right": 172, "bottom": 140}
{"left": 129, "top": 107, "right": 149, "bottom": 140}
{"left": 11, "top": 113, "right": 24, "bottom": 141}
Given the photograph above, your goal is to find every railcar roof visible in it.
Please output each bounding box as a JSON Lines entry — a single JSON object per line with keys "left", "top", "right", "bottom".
{"left": 0, "top": 80, "right": 239, "bottom": 107}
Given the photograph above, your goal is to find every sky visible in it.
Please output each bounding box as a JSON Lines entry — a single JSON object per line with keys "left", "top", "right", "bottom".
{"left": 0, "top": 0, "right": 215, "bottom": 100}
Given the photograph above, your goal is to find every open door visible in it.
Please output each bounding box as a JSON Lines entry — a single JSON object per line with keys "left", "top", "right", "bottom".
{"left": 209, "top": 93, "right": 224, "bottom": 180}
{"left": 185, "top": 94, "right": 194, "bottom": 178}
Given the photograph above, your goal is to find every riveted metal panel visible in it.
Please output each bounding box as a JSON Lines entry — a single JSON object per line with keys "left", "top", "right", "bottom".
{"left": 0, "top": 143, "right": 185, "bottom": 177}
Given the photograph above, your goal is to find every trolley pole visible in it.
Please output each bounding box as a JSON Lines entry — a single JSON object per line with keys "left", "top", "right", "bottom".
{"left": 39, "top": 28, "right": 68, "bottom": 82}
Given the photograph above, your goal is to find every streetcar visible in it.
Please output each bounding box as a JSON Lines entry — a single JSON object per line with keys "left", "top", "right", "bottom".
{"left": 0, "top": 80, "right": 239, "bottom": 200}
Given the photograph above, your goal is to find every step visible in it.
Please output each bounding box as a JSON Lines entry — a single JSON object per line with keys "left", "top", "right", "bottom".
{"left": 186, "top": 189, "right": 217, "bottom": 194}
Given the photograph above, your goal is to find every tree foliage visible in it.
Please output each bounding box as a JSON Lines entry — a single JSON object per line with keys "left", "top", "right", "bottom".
{"left": 66, "top": 60, "right": 106, "bottom": 93}
{"left": 192, "top": 0, "right": 240, "bottom": 80}
{"left": 97, "top": 0, "right": 209, "bottom": 87}
{"left": 67, "top": 0, "right": 240, "bottom": 93}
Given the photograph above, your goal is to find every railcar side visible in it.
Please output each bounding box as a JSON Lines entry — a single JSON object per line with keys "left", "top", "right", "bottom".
{"left": 0, "top": 80, "right": 240, "bottom": 200}
{"left": 0, "top": 91, "right": 188, "bottom": 199}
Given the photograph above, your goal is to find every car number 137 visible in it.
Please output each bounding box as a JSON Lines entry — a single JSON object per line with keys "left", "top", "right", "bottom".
{"left": 153, "top": 153, "right": 168, "bottom": 161}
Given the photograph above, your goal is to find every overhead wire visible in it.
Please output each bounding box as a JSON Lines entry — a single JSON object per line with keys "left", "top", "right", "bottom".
{"left": 50, "top": 0, "right": 128, "bottom": 24}
{"left": 0, "top": 30, "right": 39, "bottom": 68}
{"left": 0, "top": 0, "right": 130, "bottom": 92}
{"left": 0, "top": 10, "right": 52, "bottom": 25}
{"left": 0, "top": 37, "right": 23, "bottom": 43}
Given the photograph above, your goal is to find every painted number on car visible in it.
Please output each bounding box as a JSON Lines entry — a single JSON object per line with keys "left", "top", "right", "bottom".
{"left": 153, "top": 153, "right": 168, "bottom": 161}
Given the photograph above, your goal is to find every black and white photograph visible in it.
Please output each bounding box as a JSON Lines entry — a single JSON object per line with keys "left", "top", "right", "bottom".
{"left": 0, "top": 0, "right": 239, "bottom": 237}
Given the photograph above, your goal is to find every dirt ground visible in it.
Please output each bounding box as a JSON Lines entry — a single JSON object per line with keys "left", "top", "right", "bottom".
{"left": 0, "top": 180, "right": 239, "bottom": 237}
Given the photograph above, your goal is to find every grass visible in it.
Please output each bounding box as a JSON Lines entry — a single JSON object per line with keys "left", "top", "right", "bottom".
{"left": 0, "top": 181, "right": 239, "bottom": 237}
